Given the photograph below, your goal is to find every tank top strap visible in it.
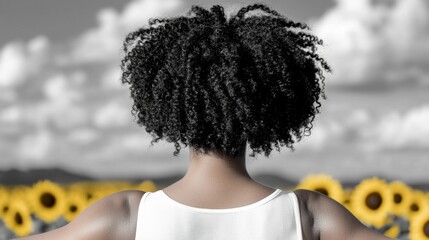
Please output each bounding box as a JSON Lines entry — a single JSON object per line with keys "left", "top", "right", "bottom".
{"left": 137, "top": 193, "right": 152, "bottom": 220}
{"left": 139, "top": 191, "right": 152, "bottom": 208}
{"left": 135, "top": 191, "right": 153, "bottom": 240}
{"left": 288, "top": 191, "right": 303, "bottom": 240}
{"left": 142, "top": 191, "right": 151, "bottom": 199}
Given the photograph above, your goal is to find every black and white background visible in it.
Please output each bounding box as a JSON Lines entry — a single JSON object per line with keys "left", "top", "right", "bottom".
{"left": 1, "top": 0, "right": 429, "bottom": 185}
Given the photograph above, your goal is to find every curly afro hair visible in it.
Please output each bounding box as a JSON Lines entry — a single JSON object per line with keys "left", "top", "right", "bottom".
{"left": 120, "top": 3, "right": 331, "bottom": 158}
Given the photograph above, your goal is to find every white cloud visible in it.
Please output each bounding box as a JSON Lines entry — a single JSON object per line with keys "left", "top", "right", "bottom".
{"left": 11, "top": 73, "right": 90, "bottom": 130}
{"left": 0, "top": 88, "right": 17, "bottom": 102}
{"left": 121, "top": 133, "right": 152, "bottom": 150}
{"left": 102, "top": 66, "right": 122, "bottom": 90}
{"left": 373, "top": 105, "right": 429, "bottom": 149}
{"left": 43, "top": 74, "right": 82, "bottom": 104}
{"left": 316, "top": 106, "right": 429, "bottom": 152}
{"left": 52, "top": 105, "right": 89, "bottom": 129}
{"left": 120, "top": 0, "right": 183, "bottom": 29}
{"left": 0, "top": 0, "right": 187, "bottom": 174}
{"left": 339, "top": 109, "right": 372, "bottom": 141}
{"left": 22, "top": 101, "right": 88, "bottom": 130}
{"left": 314, "top": 0, "right": 429, "bottom": 87}
{"left": 0, "top": 42, "right": 27, "bottom": 87}
{"left": 385, "top": 0, "right": 429, "bottom": 52}
{"left": 70, "top": 8, "right": 121, "bottom": 63}
{"left": 69, "top": 0, "right": 183, "bottom": 64}
{"left": 294, "top": 108, "right": 373, "bottom": 152}
{"left": 68, "top": 128, "right": 99, "bottom": 144}
{"left": 92, "top": 101, "right": 131, "bottom": 128}
{"left": 0, "top": 35, "right": 49, "bottom": 87}
{"left": 0, "top": 105, "right": 22, "bottom": 123}
{"left": 18, "top": 128, "right": 53, "bottom": 163}
{"left": 69, "top": 70, "right": 88, "bottom": 86}
{"left": 28, "top": 35, "right": 50, "bottom": 55}
{"left": 295, "top": 125, "right": 329, "bottom": 151}
{"left": 344, "top": 109, "right": 371, "bottom": 127}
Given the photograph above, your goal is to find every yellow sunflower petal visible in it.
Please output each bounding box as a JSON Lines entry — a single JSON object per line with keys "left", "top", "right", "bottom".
{"left": 10, "top": 186, "right": 32, "bottom": 203}
{"left": 67, "top": 182, "right": 96, "bottom": 202}
{"left": 296, "top": 174, "right": 344, "bottom": 203}
{"left": 30, "top": 180, "right": 66, "bottom": 223}
{"left": 63, "top": 189, "right": 87, "bottom": 222}
{"left": 0, "top": 186, "right": 10, "bottom": 218}
{"left": 79, "top": 182, "right": 113, "bottom": 206}
{"left": 408, "top": 190, "right": 429, "bottom": 219}
{"left": 110, "top": 181, "right": 134, "bottom": 192}
{"left": 136, "top": 180, "right": 158, "bottom": 192}
{"left": 349, "top": 177, "right": 392, "bottom": 228}
{"left": 4, "top": 198, "right": 33, "bottom": 237}
{"left": 389, "top": 181, "right": 413, "bottom": 217}
{"left": 410, "top": 212, "right": 429, "bottom": 240}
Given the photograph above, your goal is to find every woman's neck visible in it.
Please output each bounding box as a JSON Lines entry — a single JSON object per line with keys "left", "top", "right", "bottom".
{"left": 168, "top": 145, "right": 264, "bottom": 192}
{"left": 162, "top": 145, "right": 275, "bottom": 208}
{"left": 182, "top": 146, "right": 253, "bottom": 187}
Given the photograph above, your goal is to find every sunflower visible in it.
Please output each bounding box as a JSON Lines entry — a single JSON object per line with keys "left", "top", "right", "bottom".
{"left": 410, "top": 211, "right": 429, "bottom": 240}
{"left": 407, "top": 190, "right": 429, "bottom": 219}
{"left": 70, "top": 181, "right": 114, "bottom": 206}
{"left": 67, "top": 182, "right": 97, "bottom": 203}
{"left": 349, "top": 177, "right": 392, "bottom": 228}
{"left": 10, "top": 185, "right": 32, "bottom": 203}
{"left": 0, "top": 186, "right": 10, "bottom": 218}
{"left": 3, "top": 198, "right": 33, "bottom": 237}
{"left": 110, "top": 181, "right": 134, "bottom": 192}
{"left": 63, "top": 188, "right": 87, "bottom": 222}
{"left": 295, "top": 174, "right": 344, "bottom": 203}
{"left": 388, "top": 181, "right": 413, "bottom": 217}
{"left": 87, "top": 182, "right": 118, "bottom": 204}
{"left": 30, "top": 180, "right": 66, "bottom": 223}
{"left": 136, "top": 180, "right": 158, "bottom": 192}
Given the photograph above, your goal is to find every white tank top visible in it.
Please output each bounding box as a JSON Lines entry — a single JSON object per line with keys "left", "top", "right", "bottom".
{"left": 134, "top": 189, "right": 303, "bottom": 240}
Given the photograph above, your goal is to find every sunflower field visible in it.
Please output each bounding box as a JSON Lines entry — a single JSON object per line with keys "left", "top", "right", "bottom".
{"left": 296, "top": 174, "right": 429, "bottom": 240}
{"left": 0, "top": 175, "right": 428, "bottom": 239}
{"left": 0, "top": 179, "right": 157, "bottom": 239}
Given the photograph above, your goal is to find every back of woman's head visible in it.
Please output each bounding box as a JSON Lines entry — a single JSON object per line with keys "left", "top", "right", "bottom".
{"left": 120, "top": 3, "right": 331, "bottom": 158}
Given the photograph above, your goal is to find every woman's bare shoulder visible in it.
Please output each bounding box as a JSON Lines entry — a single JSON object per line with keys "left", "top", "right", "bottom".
{"left": 95, "top": 189, "right": 145, "bottom": 207}
{"left": 115, "top": 189, "right": 146, "bottom": 211}
{"left": 12, "top": 190, "right": 146, "bottom": 240}
{"left": 292, "top": 189, "right": 320, "bottom": 240}
{"left": 293, "top": 189, "right": 394, "bottom": 240}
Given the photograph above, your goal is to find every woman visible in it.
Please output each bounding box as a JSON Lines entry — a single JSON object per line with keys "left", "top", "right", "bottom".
{"left": 14, "top": 4, "right": 395, "bottom": 240}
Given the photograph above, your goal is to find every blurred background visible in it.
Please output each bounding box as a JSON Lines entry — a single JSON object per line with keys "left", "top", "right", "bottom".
{"left": 0, "top": 0, "right": 429, "bottom": 238}
{"left": 1, "top": 0, "right": 429, "bottom": 186}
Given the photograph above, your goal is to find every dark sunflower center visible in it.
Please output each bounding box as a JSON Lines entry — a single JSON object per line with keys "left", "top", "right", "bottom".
{"left": 393, "top": 193, "right": 402, "bottom": 204}
{"left": 410, "top": 203, "right": 419, "bottom": 212}
{"left": 3, "top": 206, "right": 9, "bottom": 213}
{"left": 69, "top": 205, "right": 78, "bottom": 212}
{"left": 365, "top": 192, "right": 382, "bottom": 210}
{"left": 15, "top": 212, "right": 23, "bottom": 225}
{"left": 315, "top": 188, "right": 329, "bottom": 196}
{"left": 40, "top": 192, "right": 56, "bottom": 208}
{"left": 424, "top": 220, "right": 429, "bottom": 237}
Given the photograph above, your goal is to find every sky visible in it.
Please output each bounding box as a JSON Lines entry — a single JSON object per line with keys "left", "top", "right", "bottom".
{"left": 1, "top": 0, "right": 429, "bottom": 183}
